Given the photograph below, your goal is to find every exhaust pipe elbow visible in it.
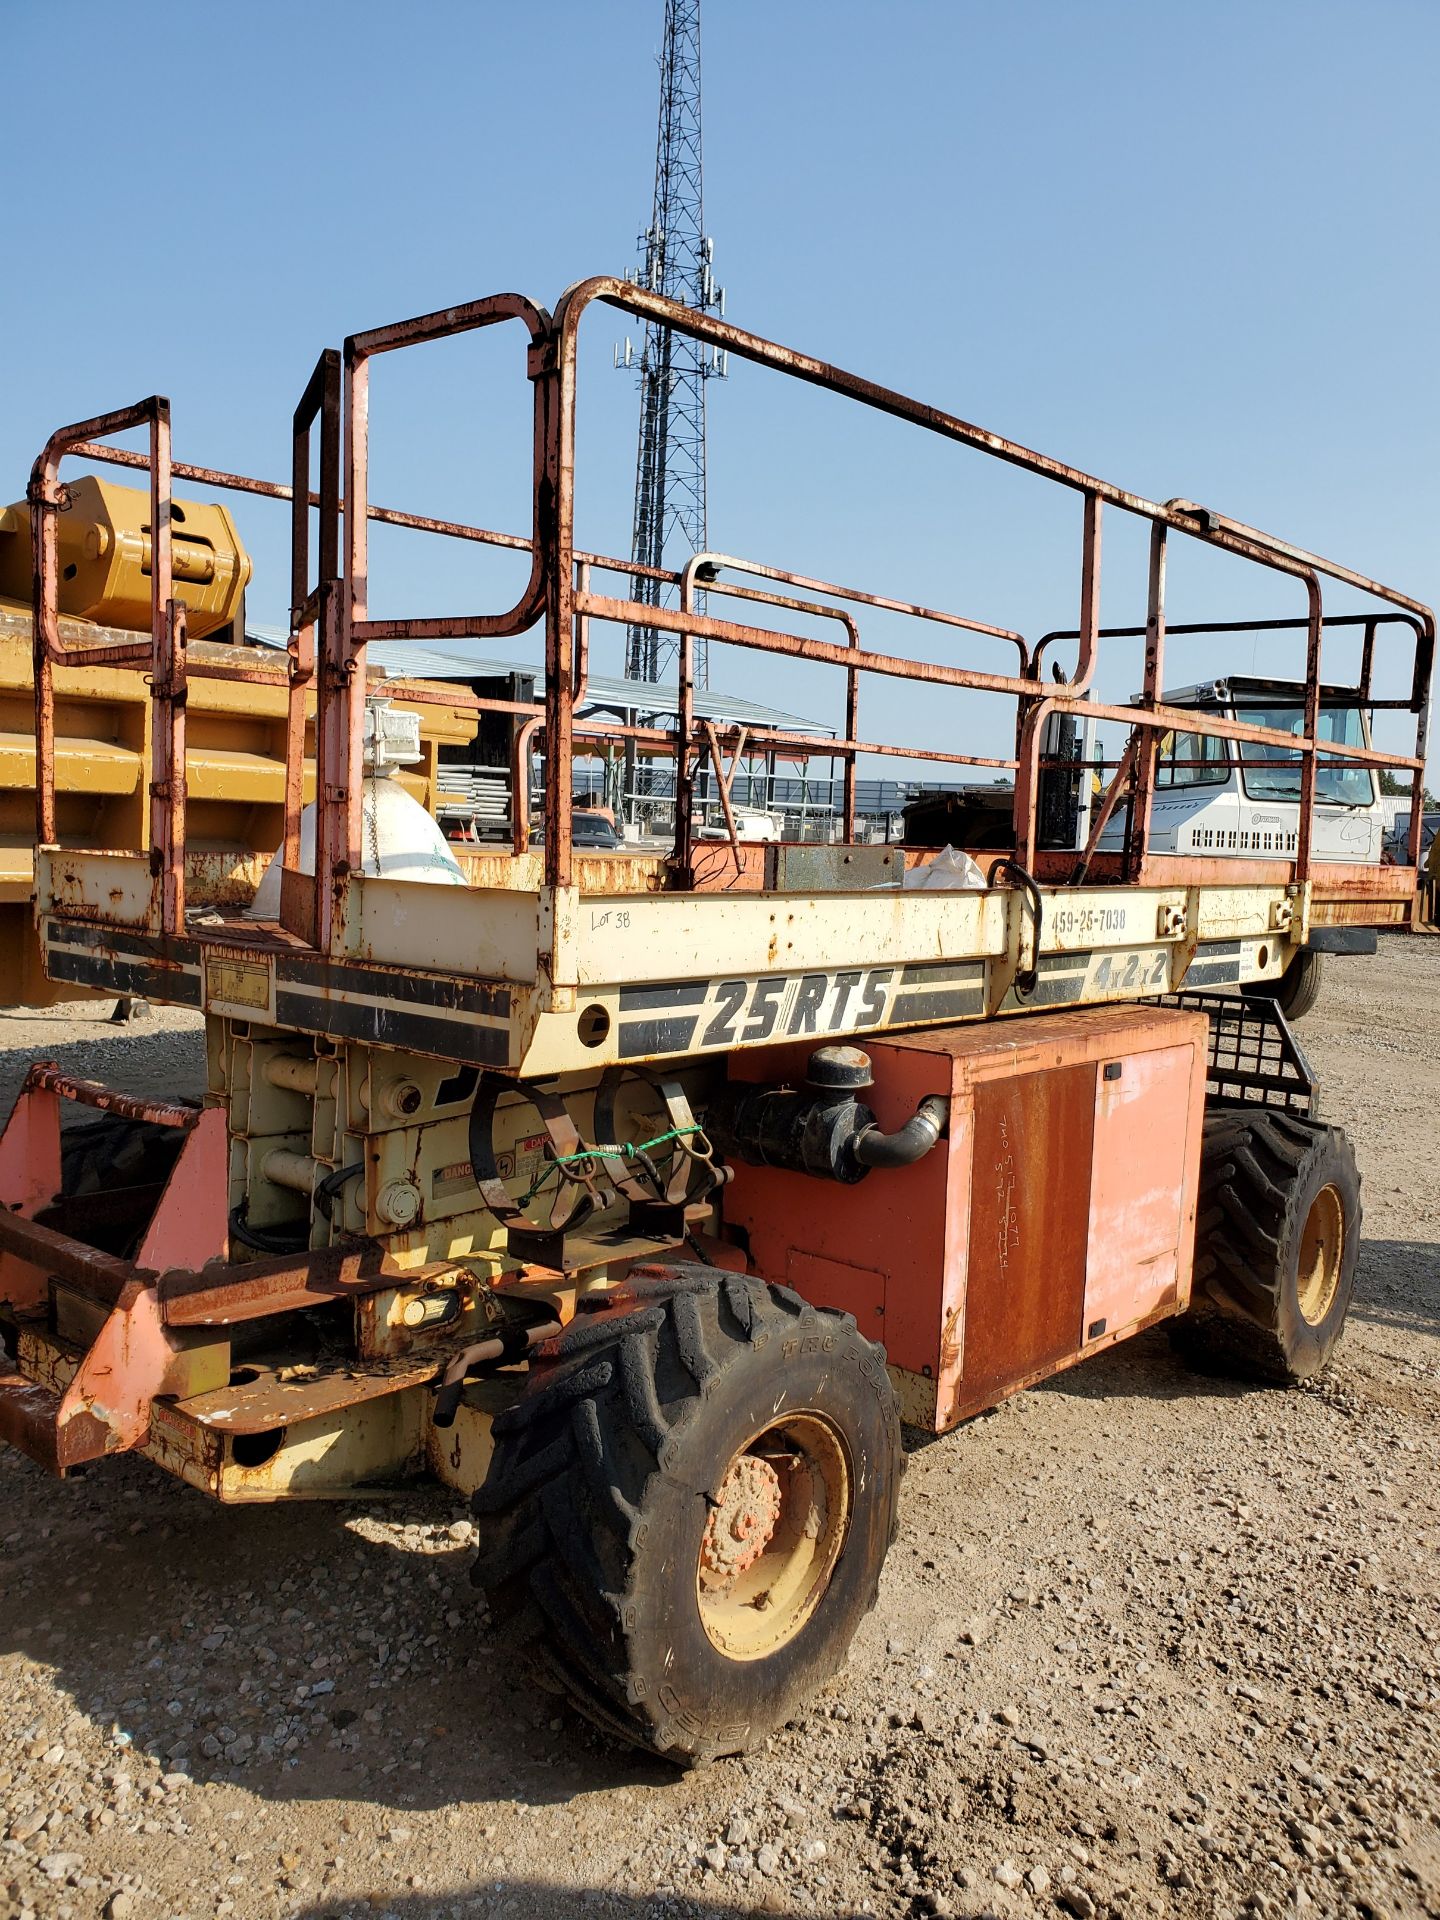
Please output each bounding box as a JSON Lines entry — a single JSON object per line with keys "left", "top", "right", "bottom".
{"left": 849, "top": 1093, "right": 949, "bottom": 1171}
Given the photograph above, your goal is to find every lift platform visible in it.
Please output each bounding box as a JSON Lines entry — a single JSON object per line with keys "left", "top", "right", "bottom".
{"left": 21, "top": 279, "right": 1431, "bottom": 1085}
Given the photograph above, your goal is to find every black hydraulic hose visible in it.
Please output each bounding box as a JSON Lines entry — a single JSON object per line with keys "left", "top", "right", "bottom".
{"left": 227, "top": 1200, "right": 309, "bottom": 1256}
{"left": 631, "top": 1144, "right": 719, "bottom": 1266}
{"left": 314, "top": 1161, "right": 365, "bottom": 1222}
{"left": 850, "top": 1093, "right": 949, "bottom": 1171}
{"left": 987, "top": 856, "right": 1043, "bottom": 998}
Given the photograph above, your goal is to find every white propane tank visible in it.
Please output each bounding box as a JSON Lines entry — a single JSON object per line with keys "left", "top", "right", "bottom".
{"left": 248, "top": 701, "right": 465, "bottom": 920}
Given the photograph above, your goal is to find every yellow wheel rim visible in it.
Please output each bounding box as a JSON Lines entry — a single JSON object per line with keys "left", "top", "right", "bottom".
{"left": 696, "top": 1411, "right": 852, "bottom": 1662}
{"left": 1296, "top": 1183, "right": 1344, "bottom": 1326}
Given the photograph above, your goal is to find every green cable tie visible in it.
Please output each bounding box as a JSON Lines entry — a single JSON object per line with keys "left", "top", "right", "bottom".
{"left": 513, "top": 1124, "right": 702, "bottom": 1206}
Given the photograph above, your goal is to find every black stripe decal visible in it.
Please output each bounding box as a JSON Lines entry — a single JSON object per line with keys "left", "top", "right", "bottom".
{"left": 277, "top": 953, "right": 510, "bottom": 1018}
{"left": 617, "top": 1015, "right": 701, "bottom": 1058}
{"left": 617, "top": 982, "right": 709, "bottom": 1012}
{"left": 898, "top": 961, "right": 986, "bottom": 987}
{"left": 1194, "top": 940, "right": 1243, "bottom": 960}
{"left": 50, "top": 920, "right": 202, "bottom": 966}
{"left": 1037, "top": 952, "right": 1089, "bottom": 976}
{"left": 274, "top": 990, "right": 507, "bottom": 1064}
{"left": 1019, "top": 975, "right": 1088, "bottom": 1007}
{"left": 58, "top": 922, "right": 196, "bottom": 965}
{"left": 890, "top": 987, "right": 986, "bottom": 1023}
{"left": 1184, "top": 961, "right": 1242, "bottom": 986}
{"left": 48, "top": 949, "right": 203, "bottom": 1007}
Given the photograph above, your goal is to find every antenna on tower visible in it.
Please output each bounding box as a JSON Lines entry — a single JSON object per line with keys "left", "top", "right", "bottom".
{"left": 620, "top": 0, "right": 725, "bottom": 686}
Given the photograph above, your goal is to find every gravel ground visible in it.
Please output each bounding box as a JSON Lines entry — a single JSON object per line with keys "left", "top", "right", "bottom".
{"left": 1, "top": 943, "right": 1437, "bottom": 1920}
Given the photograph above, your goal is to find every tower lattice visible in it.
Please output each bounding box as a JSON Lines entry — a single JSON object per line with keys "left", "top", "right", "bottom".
{"left": 617, "top": 0, "right": 725, "bottom": 685}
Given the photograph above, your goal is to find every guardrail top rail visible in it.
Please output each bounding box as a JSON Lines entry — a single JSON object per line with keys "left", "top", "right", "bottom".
{"left": 27, "top": 279, "right": 1435, "bottom": 989}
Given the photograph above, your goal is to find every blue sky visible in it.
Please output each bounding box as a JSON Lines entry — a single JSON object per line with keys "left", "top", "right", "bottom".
{"left": 4, "top": 0, "right": 1435, "bottom": 774}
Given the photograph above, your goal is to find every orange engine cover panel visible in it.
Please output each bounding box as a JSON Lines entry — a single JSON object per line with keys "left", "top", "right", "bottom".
{"left": 722, "top": 1002, "right": 1208, "bottom": 1431}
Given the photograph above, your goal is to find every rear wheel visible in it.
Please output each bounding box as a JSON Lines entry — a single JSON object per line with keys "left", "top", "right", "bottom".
{"left": 42, "top": 1115, "right": 188, "bottom": 1257}
{"left": 1243, "top": 946, "right": 1324, "bottom": 1022}
{"left": 60, "top": 1115, "right": 183, "bottom": 1197}
{"left": 1170, "top": 1107, "right": 1360, "bottom": 1383}
{"left": 472, "top": 1264, "right": 903, "bottom": 1766}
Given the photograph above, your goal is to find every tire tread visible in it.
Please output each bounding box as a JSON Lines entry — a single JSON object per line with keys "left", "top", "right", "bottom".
{"left": 472, "top": 1265, "right": 902, "bottom": 1765}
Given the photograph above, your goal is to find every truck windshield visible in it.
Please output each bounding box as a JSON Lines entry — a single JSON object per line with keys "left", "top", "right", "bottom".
{"left": 1238, "top": 704, "right": 1375, "bottom": 806}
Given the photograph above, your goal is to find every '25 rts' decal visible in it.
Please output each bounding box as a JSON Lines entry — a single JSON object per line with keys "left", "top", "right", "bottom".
{"left": 701, "top": 968, "right": 893, "bottom": 1049}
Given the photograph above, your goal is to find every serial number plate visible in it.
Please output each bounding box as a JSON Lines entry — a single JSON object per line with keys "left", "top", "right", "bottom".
{"left": 205, "top": 951, "right": 272, "bottom": 1011}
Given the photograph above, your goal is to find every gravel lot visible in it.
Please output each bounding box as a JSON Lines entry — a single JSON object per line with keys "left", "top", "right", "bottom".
{"left": 1, "top": 942, "right": 1437, "bottom": 1920}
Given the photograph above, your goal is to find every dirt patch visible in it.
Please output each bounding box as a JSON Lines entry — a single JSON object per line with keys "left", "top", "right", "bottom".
{"left": 1, "top": 939, "right": 1437, "bottom": 1919}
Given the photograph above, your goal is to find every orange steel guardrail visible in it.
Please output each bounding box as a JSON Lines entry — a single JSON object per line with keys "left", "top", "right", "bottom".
{"left": 29, "top": 280, "right": 1435, "bottom": 967}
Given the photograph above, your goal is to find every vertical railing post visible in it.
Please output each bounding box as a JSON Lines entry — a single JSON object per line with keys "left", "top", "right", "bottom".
{"left": 675, "top": 573, "right": 696, "bottom": 873}
{"left": 286, "top": 351, "right": 341, "bottom": 906}
{"left": 28, "top": 400, "right": 170, "bottom": 901}
{"left": 1076, "top": 489, "right": 1103, "bottom": 690}
{"left": 1296, "top": 575, "right": 1324, "bottom": 885}
{"left": 843, "top": 615, "right": 859, "bottom": 842}
{"left": 510, "top": 714, "right": 541, "bottom": 855}
{"left": 149, "top": 596, "right": 187, "bottom": 934}
{"left": 1014, "top": 698, "right": 1048, "bottom": 873}
{"left": 328, "top": 343, "right": 372, "bottom": 953}
{"left": 1127, "top": 523, "right": 1167, "bottom": 882}
{"left": 1405, "top": 616, "right": 1436, "bottom": 875}
{"left": 30, "top": 472, "right": 59, "bottom": 853}
{"left": 1359, "top": 616, "right": 1377, "bottom": 706}
{"left": 283, "top": 612, "right": 314, "bottom": 884}
{"left": 142, "top": 403, "right": 181, "bottom": 934}
{"left": 1021, "top": 486, "right": 1103, "bottom": 862}
{"left": 540, "top": 324, "right": 574, "bottom": 898}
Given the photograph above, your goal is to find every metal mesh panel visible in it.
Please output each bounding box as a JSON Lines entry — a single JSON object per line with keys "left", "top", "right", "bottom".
{"left": 1164, "top": 989, "right": 1318, "bottom": 1117}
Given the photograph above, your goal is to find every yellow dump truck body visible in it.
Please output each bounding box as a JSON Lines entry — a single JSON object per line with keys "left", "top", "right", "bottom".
{"left": 0, "top": 602, "right": 476, "bottom": 1004}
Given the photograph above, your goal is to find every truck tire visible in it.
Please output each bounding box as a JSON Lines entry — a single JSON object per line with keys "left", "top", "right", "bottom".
{"left": 472, "top": 1264, "right": 903, "bottom": 1766}
{"left": 61, "top": 1115, "right": 183, "bottom": 1198}
{"left": 1243, "top": 946, "right": 1324, "bottom": 1022}
{"left": 1170, "top": 1108, "right": 1360, "bottom": 1383}
{"left": 45, "top": 1116, "right": 189, "bottom": 1257}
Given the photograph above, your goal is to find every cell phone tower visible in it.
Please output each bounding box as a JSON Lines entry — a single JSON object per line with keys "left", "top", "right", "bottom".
{"left": 615, "top": 0, "right": 726, "bottom": 686}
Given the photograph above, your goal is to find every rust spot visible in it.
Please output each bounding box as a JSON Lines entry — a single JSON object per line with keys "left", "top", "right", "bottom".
{"left": 940, "top": 1302, "right": 964, "bottom": 1372}
{"left": 23, "top": 1063, "right": 198, "bottom": 1130}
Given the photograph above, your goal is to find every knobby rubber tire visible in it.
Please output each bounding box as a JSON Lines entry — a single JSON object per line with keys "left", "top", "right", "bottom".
{"left": 1171, "top": 1106, "right": 1360, "bottom": 1383}
{"left": 52, "top": 1115, "right": 188, "bottom": 1258}
{"left": 1243, "top": 947, "right": 1324, "bottom": 1023}
{"left": 471, "top": 1264, "right": 903, "bottom": 1766}
{"left": 61, "top": 1114, "right": 184, "bottom": 1199}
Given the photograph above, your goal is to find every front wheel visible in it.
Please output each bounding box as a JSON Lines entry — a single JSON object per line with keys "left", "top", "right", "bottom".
{"left": 1170, "top": 1107, "right": 1360, "bottom": 1383}
{"left": 472, "top": 1264, "right": 903, "bottom": 1766}
{"left": 1243, "top": 946, "right": 1324, "bottom": 1022}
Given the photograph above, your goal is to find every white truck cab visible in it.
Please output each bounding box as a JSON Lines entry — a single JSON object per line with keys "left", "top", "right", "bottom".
{"left": 1099, "top": 675, "right": 1383, "bottom": 864}
{"left": 695, "top": 806, "right": 783, "bottom": 844}
{"left": 1081, "top": 675, "right": 1384, "bottom": 1019}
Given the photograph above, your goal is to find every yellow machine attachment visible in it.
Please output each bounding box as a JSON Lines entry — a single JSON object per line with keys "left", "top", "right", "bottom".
{"left": 0, "top": 473, "right": 480, "bottom": 1005}
{"left": 0, "top": 475, "right": 251, "bottom": 641}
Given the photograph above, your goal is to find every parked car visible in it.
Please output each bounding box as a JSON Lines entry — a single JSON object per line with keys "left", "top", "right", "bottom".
{"left": 1384, "top": 808, "right": 1440, "bottom": 865}
{"left": 528, "top": 811, "right": 622, "bottom": 850}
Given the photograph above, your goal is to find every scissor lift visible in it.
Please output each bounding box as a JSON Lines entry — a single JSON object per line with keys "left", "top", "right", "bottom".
{"left": 0, "top": 280, "right": 1430, "bottom": 1764}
